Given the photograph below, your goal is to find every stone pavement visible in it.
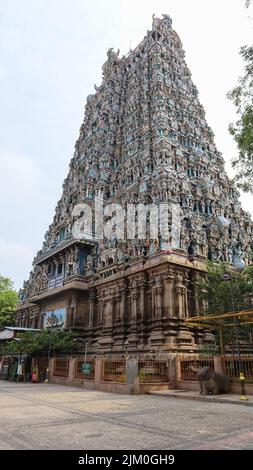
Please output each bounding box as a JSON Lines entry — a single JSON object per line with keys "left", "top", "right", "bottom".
{"left": 148, "top": 389, "right": 253, "bottom": 406}
{"left": 0, "top": 380, "right": 253, "bottom": 450}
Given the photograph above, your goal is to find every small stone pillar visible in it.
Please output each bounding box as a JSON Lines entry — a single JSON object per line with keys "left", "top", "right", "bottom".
{"left": 126, "top": 358, "right": 139, "bottom": 394}
{"left": 175, "top": 355, "right": 181, "bottom": 383}
{"left": 169, "top": 357, "right": 177, "bottom": 388}
{"left": 95, "top": 356, "right": 103, "bottom": 387}
{"left": 68, "top": 356, "right": 76, "bottom": 385}
{"left": 213, "top": 355, "right": 225, "bottom": 375}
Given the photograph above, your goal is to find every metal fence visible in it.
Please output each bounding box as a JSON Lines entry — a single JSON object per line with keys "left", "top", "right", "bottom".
{"left": 180, "top": 358, "right": 214, "bottom": 381}
{"left": 50, "top": 353, "right": 253, "bottom": 385}
{"left": 53, "top": 358, "right": 69, "bottom": 377}
{"left": 75, "top": 356, "right": 95, "bottom": 380}
{"left": 138, "top": 355, "right": 170, "bottom": 383}
{"left": 225, "top": 358, "right": 253, "bottom": 383}
{"left": 102, "top": 356, "right": 126, "bottom": 383}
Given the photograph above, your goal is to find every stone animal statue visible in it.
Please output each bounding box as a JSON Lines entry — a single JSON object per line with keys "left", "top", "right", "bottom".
{"left": 197, "top": 366, "right": 229, "bottom": 395}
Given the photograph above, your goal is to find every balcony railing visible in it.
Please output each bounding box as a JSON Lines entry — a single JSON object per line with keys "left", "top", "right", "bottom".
{"left": 34, "top": 237, "right": 95, "bottom": 264}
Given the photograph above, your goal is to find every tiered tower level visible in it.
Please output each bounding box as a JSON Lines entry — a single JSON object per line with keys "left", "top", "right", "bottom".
{"left": 17, "top": 15, "right": 253, "bottom": 352}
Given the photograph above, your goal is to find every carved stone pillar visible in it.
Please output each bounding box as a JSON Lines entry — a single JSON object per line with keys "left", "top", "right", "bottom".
{"left": 59, "top": 255, "right": 65, "bottom": 278}
{"left": 119, "top": 288, "right": 126, "bottom": 323}
{"left": 98, "top": 294, "right": 114, "bottom": 352}
{"left": 183, "top": 274, "right": 189, "bottom": 319}
{"left": 40, "top": 307, "right": 45, "bottom": 328}
{"left": 104, "top": 298, "right": 114, "bottom": 327}
{"left": 99, "top": 299, "right": 106, "bottom": 327}
{"left": 114, "top": 294, "right": 122, "bottom": 322}
{"left": 112, "top": 287, "right": 125, "bottom": 350}
{"left": 152, "top": 284, "right": 162, "bottom": 319}
{"left": 155, "top": 284, "right": 163, "bottom": 319}
{"left": 71, "top": 295, "right": 78, "bottom": 324}
{"left": 163, "top": 269, "right": 174, "bottom": 318}
{"left": 138, "top": 282, "right": 146, "bottom": 321}
{"left": 151, "top": 285, "right": 156, "bottom": 318}
{"left": 54, "top": 259, "right": 59, "bottom": 275}
{"left": 89, "top": 290, "right": 96, "bottom": 328}
{"left": 175, "top": 273, "right": 185, "bottom": 319}
{"left": 66, "top": 297, "right": 72, "bottom": 327}
{"left": 130, "top": 290, "right": 138, "bottom": 323}
{"left": 176, "top": 272, "right": 195, "bottom": 349}
{"left": 110, "top": 298, "right": 116, "bottom": 327}
{"left": 126, "top": 282, "right": 139, "bottom": 348}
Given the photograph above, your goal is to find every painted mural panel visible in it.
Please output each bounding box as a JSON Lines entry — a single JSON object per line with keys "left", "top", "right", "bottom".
{"left": 44, "top": 307, "right": 66, "bottom": 328}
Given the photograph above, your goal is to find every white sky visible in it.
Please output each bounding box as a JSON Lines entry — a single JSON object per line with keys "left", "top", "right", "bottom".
{"left": 0, "top": 0, "right": 252, "bottom": 290}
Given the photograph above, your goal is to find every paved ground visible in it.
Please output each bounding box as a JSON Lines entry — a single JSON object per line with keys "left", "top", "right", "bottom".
{"left": 0, "top": 381, "right": 253, "bottom": 450}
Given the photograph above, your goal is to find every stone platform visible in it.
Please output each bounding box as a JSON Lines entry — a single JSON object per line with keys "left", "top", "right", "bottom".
{"left": 148, "top": 389, "right": 253, "bottom": 406}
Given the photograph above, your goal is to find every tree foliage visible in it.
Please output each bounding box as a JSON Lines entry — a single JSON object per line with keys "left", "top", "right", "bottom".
{"left": 198, "top": 261, "right": 253, "bottom": 316}
{"left": 0, "top": 330, "right": 80, "bottom": 356}
{"left": 197, "top": 262, "right": 253, "bottom": 352}
{"left": 0, "top": 275, "right": 18, "bottom": 328}
{"left": 228, "top": 1, "right": 253, "bottom": 191}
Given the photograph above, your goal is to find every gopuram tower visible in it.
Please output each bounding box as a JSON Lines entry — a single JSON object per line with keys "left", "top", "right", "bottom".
{"left": 16, "top": 15, "right": 253, "bottom": 353}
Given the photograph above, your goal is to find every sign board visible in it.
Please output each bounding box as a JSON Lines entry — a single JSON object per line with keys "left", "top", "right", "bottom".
{"left": 48, "top": 275, "right": 63, "bottom": 290}
{"left": 81, "top": 363, "right": 91, "bottom": 375}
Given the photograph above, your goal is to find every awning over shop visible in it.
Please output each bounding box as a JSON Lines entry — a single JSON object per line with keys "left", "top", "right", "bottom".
{"left": 0, "top": 327, "right": 41, "bottom": 341}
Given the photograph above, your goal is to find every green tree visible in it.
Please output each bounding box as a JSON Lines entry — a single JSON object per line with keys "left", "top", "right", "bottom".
{"left": 228, "top": 1, "right": 253, "bottom": 191}
{"left": 0, "top": 330, "right": 80, "bottom": 356}
{"left": 0, "top": 275, "right": 18, "bottom": 328}
{"left": 197, "top": 262, "right": 253, "bottom": 353}
{"left": 198, "top": 262, "right": 252, "bottom": 316}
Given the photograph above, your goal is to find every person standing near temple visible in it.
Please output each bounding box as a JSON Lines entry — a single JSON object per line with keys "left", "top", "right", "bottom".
{"left": 32, "top": 361, "right": 39, "bottom": 383}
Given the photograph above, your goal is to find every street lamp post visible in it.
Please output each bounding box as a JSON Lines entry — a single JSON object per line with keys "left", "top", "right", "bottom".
{"left": 75, "top": 337, "right": 100, "bottom": 377}
{"left": 74, "top": 337, "right": 100, "bottom": 364}
{"left": 222, "top": 272, "right": 248, "bottom": 401}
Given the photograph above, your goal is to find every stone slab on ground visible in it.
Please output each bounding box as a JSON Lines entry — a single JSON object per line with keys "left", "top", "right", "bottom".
{"left": 148, "top": 389, "right": 253, "bottom": 406}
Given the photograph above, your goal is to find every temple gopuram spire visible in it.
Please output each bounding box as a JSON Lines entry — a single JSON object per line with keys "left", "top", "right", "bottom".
{"left": 16, "top": 15, "right": 253, "bottom": 353}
